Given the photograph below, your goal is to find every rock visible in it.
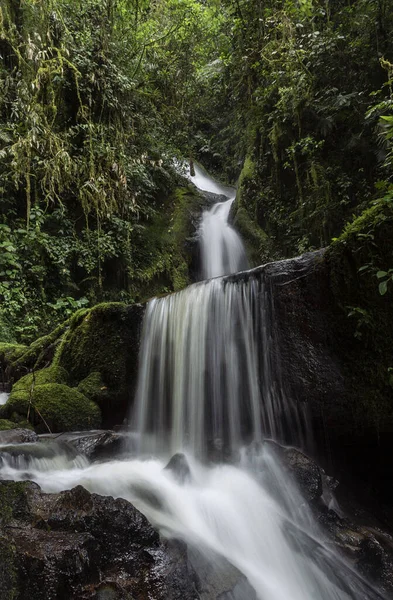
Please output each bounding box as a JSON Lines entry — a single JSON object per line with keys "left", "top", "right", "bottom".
{"left": 1, "top": 383, "right": 101, "bottom": 433}
{"left": 55, "top": 303, "right": 144, "bottom": 428}
{"left": 11, "top": 365, "right": 69, "bottom": 393}
{"left": 0, "top": 428, "right": 38, "bottom": 444}
{"left": 281, "top": 446, "right": 323, "bottom": 502}
{"left": 39, "top": 430, "right": 130, "bottom": 461}
{"left": 0, "top": 480, "right": 199, "bottom": 600}
{"left": 164, "top": 453, "right": 191, "bottom": 483}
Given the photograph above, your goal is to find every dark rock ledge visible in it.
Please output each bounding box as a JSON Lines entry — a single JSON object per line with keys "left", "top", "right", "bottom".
{"left": 0, "top": 480, "right": 199, "bottom": 600}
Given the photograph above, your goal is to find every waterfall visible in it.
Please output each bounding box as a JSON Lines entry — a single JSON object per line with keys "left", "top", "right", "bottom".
{"left": 0, "top": 166, "right": 386, "bottom": 599}
{"left": 135, "top": 274, "right": 308, "bottom": 457}
{"left": 187, "top": 162, "right": 249, "bottom": 279}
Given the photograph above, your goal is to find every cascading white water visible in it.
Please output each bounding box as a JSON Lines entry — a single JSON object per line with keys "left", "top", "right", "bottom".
{"left": 0, "top": 392, "right": 9, "bottom": 406}
{"left": 0, "top": 166, "right": 385, "bottom": 599}
{"left": 135, "top": 274, "right": 308, "bottom": 457}
{"left": 188, "top": 163, "right": 249, "bottom": 279}
{"left": 0, "top": 443, "right": 382, "bottom": 600}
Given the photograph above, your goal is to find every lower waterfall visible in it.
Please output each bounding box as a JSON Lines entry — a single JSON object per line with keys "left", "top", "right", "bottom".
{"left": 134, "top": 274, "right": 308, "bottom": 456}
{"left": 0, "top": 271, "right": 385, "bottom": 599}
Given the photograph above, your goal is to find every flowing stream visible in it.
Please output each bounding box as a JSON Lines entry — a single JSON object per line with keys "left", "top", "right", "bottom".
{"left": 0, "top": 166, "right": 385, "bottom": 599}
{"left": 189, "top": 162, "right": 249, "bottom": 279}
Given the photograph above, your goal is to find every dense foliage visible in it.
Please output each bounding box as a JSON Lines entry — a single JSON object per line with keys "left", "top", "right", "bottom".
{"left": 206, "top": 0, "right": 393, "bottom": 258}
{"left": 1, "top": 0, "right": 393, "bottom": 343}
{"left": 0, "top": 0, "right": 223, "bottom": 341}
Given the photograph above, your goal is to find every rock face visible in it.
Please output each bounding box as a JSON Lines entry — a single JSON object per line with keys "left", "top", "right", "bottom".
{"left": 271, "top": 443, "right": 393, "bottom": 597}
{"left": 0, "top": 303, "right": 145, "bottom": 432}
{"left": 0, "top": 480, "right": 199, "bottom": 600}
{"left": 225, "top": 248, "right": 393, "bottom": 508}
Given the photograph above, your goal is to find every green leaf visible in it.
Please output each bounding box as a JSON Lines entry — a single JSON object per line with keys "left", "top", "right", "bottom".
{"left": 376, "top": 270, "right": 388, "bottom": 278}
{"left": 379, "top": 280, "right": 388, "bottom": 295}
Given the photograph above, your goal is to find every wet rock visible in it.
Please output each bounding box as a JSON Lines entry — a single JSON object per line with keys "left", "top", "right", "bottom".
{"left": 164, "top": 452, "right": 191, "bottom": 483}
{"left": 39, "top": 430, "right": 130, "bottom": 461}
{"left": 189, "top": 547, "right": 257, "bottom": 600}
{"left": 281, "top": 446, "right": 323, "bottom": 502}
{"left": 0, "top": 428, "right": 38, "bottom": 444}
{"left": 0, "top": 480, "right": 199, "bottom": 600}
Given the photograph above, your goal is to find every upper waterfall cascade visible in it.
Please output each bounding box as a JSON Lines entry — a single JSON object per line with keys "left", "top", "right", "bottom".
{"left": 0, "top": 165, "right": 386, "bottom": 600}
{"left": 188, "top": 163, "right": 249, "bottom": 280}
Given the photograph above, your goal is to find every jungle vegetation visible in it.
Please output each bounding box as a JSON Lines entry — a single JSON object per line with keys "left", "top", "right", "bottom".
{"left": 0, "top": 0, "right": 392, "bottom": 343}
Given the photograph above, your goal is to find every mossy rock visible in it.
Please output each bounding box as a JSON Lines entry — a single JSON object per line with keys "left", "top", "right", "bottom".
{"left": 2, "top": 384, "right": 101, "bottom": 433}
{"left": 77, "top": 371, "right": 109, "bottom": 405}
{"left": 323, "top": 198, "right": 393, "bottom": 433}
{"left": 10, "top": 321, "right": 70, "bottom": 376}
{"left": 129, "top": 184, "right": 205, "bottom": 300}
{"left": 12, "top": 365, "right": 68, "bottom": 393}
{"left": 232, "top": 156, "right": 275, "bottom": 267}
{"left": 0, "top": 343, "right": 28, "bottom": 379}
{"left": 0, "top": 419, "right": 18, "bottom": 431}
{"left": 55, "top": 303, "right": 144, "bottom": 427}
{"left": 0, "top": 320, "right": 70, "bottom": 386}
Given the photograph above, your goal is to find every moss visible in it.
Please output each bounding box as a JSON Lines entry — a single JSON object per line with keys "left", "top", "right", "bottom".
{"left": 11, "top": 320, "right": 70, "bottom": 374}
{"left": 3, "top": 384, "right": 101, "bottom": 433}
{"left": 0, "top": 535, "right": 17, "bottom": 600}
{"left": 130, "top": 184, "right": 205, "bottom": 300}
{"left": 0, "top": 419, "right": 18, "bottom": 431}
{"left": 0, "top": 343, "right": 28, "bottom": 368}
{"left": 77, "top": 371, "right": 107, "bottom": 403}
{"left": 0, "top": 482, "right": 28, "bottom": 599}
{"left": 12, "top": 365, "right": 68, "bottom": 393}
{"left": 232, "top": 157, "right": 274, "bottom": 266}
{"left": 54, "top": 302, "right": 143, "bottom": 427}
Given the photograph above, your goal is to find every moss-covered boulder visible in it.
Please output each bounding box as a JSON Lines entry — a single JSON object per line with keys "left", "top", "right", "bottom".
{"left": 55, "top": 302, "right": 144, "bottom": 427}
{"left": 2, "top": 384, "right": 101, "bottom": 433}
{"left": 12, "top": 365, "right": 68, "bottom": 393}
{"left": 0, "top": 419, "right": 18, "bottom": 431}
{"left": 130, "top": 184, "right": 206, "bottom": 299}
{"left": 77, "top": 371, "right": 107, "bottom": 403}
{"left": 0, "top": 343, "right": 28, "bottom": 382}
{"left": 0, "top": 320, "right": 70, "bottom": 386}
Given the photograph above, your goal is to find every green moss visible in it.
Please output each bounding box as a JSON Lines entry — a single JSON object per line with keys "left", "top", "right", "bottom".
{"left": 11, "top": 320, "right": 70, "bottom": 373}
{"left": 130, "top": 184, "right": 204, "bottom": 299}
{"left": 232, "top": 157, "right": 274, "bottom": 266}
{"left": 53, "top": 302, "right": 142, "bottom": 427}
{"left": 12, "top": 365, "right": 68, "bottom": 393}
{"left": 0, "top": 481, "right": 30, "bottom": 524}
{"left": 3, "top": 384, "right": 101, "bottom": 433}
{"left": 0, "top": 343, "right": 28, "bottom": 366}
{"left": 77, "top": 371, "right": 107, "bottom": 403}
{"left": 0, "top": 419, "right": 18, "bottom": 431}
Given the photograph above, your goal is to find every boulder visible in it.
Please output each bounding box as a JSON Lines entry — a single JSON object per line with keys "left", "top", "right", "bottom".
{"left": 0, "top": 428, "right": 38, "bottom": 444}
{"left": 39, "top": 430, "right": 130, "bottom": 461}
{"left": 0, "top": 480, "right": 199, "bottom": 600}
{"left": 55, "top": 303, "right": 144, "bottom": 428}
{"left": 2, "top": 384, "right": 101, "bottom": 433}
